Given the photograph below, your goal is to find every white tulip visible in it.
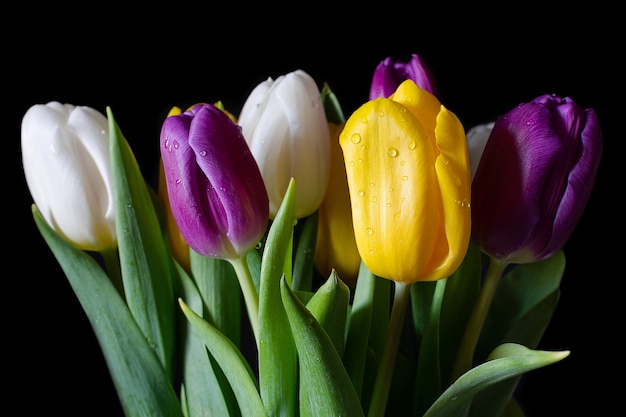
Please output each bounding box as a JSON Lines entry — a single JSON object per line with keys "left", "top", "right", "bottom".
{"left": 238, "top": 70, "right": 331, "bottom": 219}
{"left": 466, "top": 121, "right": 494, "bottom": 181}
{"left": 22, "top": 101, "right": 116, "bottom": 251}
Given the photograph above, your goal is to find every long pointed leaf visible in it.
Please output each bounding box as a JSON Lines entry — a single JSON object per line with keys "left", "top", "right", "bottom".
{"left": 280, "top": 278, "right": 364, "bottom": 417}
{"left": 178, "top": 299, "right": 268, "bottom": 417}
{"left": 108, "top": 108, "right": 175, "bottom": 375}
{"left": 258, "top": 178, "right": 298, "bottom": 417}
{"left": 423, "top": 343, "right": 569, "bottom": 417}
{"left": 33, "top": 205, "right": 183, "bottom": 417}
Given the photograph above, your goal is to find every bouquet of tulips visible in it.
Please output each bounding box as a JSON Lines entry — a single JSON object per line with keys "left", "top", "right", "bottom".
{"left": 21, "top": 54, "right": 603, "bottom": 417}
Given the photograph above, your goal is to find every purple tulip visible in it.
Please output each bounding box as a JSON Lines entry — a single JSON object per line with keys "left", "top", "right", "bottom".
{"left": 160, "top": 103, "right": 269, "bottom": 260}
{"left": 369, "top": 53, "right": 439, "bottom": 99}
{"left": 471, "top": 94, "right": 603, "bottom": 263}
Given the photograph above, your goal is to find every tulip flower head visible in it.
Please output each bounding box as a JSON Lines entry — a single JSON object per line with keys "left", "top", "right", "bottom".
{"left": 314, "top": 122, "right": 361, "bottom": 287}
{"left": 22, "top": 101, "right": 117, "bottom": 252}
{"left": 369, "top": 53, "right": 439, "bottom": 100}
{"left": 238, "top": 69, "right": 331, "bottom": 219}
{"left": 471, "top": 94, "right": 603, "bottom": 263}
{"left": 340, "top": 80, "right": 471, "bottom": 284}
{"left": 160, "top": 103, "right": 269, "bottom": 260}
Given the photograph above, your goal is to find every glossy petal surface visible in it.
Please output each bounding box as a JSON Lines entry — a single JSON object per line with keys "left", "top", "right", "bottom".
{"left": 340, "top": 81, "right": 471, "bottom": 283}
{"left": 471, "top": 95, "right": 603, "bottom": 263}
{"left": 22, "top": 101, "right": 116, "bottom": 251}
{"left": 160, "top": 104, "right": 269, "bottom": 260}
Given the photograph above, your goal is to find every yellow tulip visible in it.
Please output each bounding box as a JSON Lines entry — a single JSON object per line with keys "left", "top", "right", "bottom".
{"left": 339, "top": 80, "right": 471, "bottom": 284}
{"left": 315, "top": 122, "right": 361, "bottom": 288}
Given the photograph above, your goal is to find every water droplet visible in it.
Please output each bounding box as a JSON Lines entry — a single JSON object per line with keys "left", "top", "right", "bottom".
{"left": 358, "top": 158, "right": 363, "bottom": 163}
{"left": 255, "top": 241, "right": 263, "bottom": 249}
{"left": 358, "top": 190, "right": 365, "bottom": 197}
{"left": 360, "top": 117, "right": 369, "bottom": 124}
{"left": 172, "top": 140, "right": 180, "bottom": 149}
{"left": 387, "top": 147, "right": 399, "bottom": 158}
{"left": 349, "top": 160, "right": 355, "bottom": 167}
{"left": 366, "top": 228, "right": 374, "bottom": 235}
{"left": 351, "top": 133, "right": 361, "bottom": 144}
{"left": 386, "top": 202, "right": 392, "bottom": 207}
{"left": 408, "top": 140, "right": 416, "bottom": 150}
{"left": 442, "top": 158, "right": 449, "bottom": 165}
{"left": 368, "top": 249, "right": 375, "bottom": 255}
{"left": 401, "top": 175, "right": 408, "bottom": 181}
{"left": 164, "top": 138, "right": 170, "bottom": 151}
{"left": 400, "top": 160, "right": 406, "bottom": 166}
{"left": 175, "top": 178, "right": 181, "bottom": 185}
{"left": 372, "top": 196, "right": 377, "bottom": 202}
{"left": 378, "top": 110, "right": 385, "bottom": 118}
{"left": 199, "top": 150, "right": 207, "bottom": 156}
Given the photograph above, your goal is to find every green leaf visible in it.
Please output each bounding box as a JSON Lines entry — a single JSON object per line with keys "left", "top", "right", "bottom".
{"left": 321, "top": 82, "right": 346, "bottom": 124}
{"left": 343, "top": 262, "right": 377, "bottom": 399}
{"left": 258, "top": 178, "right": 298, "bottom": 417}
{"left": 422, "top": 343, "right": 569, "bottom": 417}
{"left": 190, "top": 250, "right": 242, "bottom": 347}
{"left": 439, "top": 240, "right": 482, "bottom": 385}
{"left": 468, "top": 252, "right": 564, "bottom": 417}
{"left": 280, "top": 277, "right": 365, "bottom": 417}
{"left": 178, "top": 299, "right": 268, "bottom": 417}
{"left": 107, "top": 107, "right": 176, "bottom": 375}
{"left": 292, "top": 210, "right": 318, "bottom": 292}
{"left": 33, "top": 205, "right": 183, "bottom": 417}
{"left": 476, "top": 251, "right": 565, "bottom": 360}
{"left": 174, "top": 261, "right": 235, "bottom": 417}
{"left": 305, "top": 270, "right": 350, "bottom": 357}
{"left": 413, "top": 279, "right": 447, "bottom": 416}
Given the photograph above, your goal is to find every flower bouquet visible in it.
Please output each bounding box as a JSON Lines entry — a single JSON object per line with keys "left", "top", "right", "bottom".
{"left": 21, "top": 53, "right": 603, "bottom": 417}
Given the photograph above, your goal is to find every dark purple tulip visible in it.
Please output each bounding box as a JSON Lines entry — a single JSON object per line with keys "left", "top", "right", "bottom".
{"left": 369, "top": 53, "right": 439, "bottom": 99}
{"left": 160, "top": 103, "right": 269, "bottom": 260}
{"left": 471, "top": 94, "right": 603, "bottom": 263}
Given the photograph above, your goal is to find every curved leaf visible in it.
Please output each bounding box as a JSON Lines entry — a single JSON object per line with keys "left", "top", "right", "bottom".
{"left": 178, "top": 299, "right": 268, "bottom": 417}
{"left": 280, "top": 277, "right": 364, "bottom": 417}
{"left": 423, "top": 343, "right": 569, "bottom": 417}
{"left": 33, "top": 205, "right": 183, "bottom": 417}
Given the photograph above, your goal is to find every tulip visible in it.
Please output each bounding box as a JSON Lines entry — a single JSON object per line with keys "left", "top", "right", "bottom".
{"left": 471, "top": 94, "right": 603, "bottom": 264}
{"left": 314, "top": 122, "right": 361, "bottom": 287}
{"left": 369, "top": 53, "right": 439, "bottom": 100}
{"left": 22, "top": 101, "right": 116, "bottom": 252}
{"left": 465, "top": 122, "right": 494, "bottom": 181}
{"left": 238, "top": 69, "right": 331, "bottom": 219}
{"left": 340, "top": 79, "right": 471, "bottom": 284}
{"left": 160, "top": 103, "right": 269, "bottom": 260}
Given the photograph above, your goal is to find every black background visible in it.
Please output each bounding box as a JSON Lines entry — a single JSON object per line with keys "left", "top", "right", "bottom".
{"left": 10, "top": 5, "right": 619, "bottom": 416}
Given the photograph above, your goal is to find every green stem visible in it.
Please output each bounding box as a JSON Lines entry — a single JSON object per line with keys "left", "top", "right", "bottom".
{"left": 100, "top": 247, "right": 123, "bottom": 297}
{"left": 229, "top": 255, "right": 260, "bottom": 345}
{"left": 367, "top": 281, "right": 411, "bottom": 417}
{"left": 450, "top": 256, "right": 508, "bottom": 382}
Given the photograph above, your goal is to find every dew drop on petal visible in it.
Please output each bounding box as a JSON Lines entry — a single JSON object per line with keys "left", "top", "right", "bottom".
{"left": 387, "top": 147, "right": 399, "bottom": 158}
{"left": 351, "top": 133, "right": 362, "bottom": 144}
{"left": 366, "top": 228, "right": 374, "bottom": 235}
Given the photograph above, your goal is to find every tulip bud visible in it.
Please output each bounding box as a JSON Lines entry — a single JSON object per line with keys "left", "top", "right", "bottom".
{"left": 22, "top": 101, "right": 117, "bottom": 252}
{"left": 314, "top": 122, "right": 361, "bottom": 287}
{"left": 340, "top": 80, "right": 471, "bottom": 284}
{"left": 160, "top": 103, "right": 269, "bottom": 260}
{"left": 465, "top": 122, "right": 494, "bottom": 181}
{"left": 238, "top": 69, "right": 331, "bottom": 219}
{"left": 369, "top": 53, "right": 439, "bottom": 100}
{"left": 471, "top": 94, "right": 603, "bottom": 263}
